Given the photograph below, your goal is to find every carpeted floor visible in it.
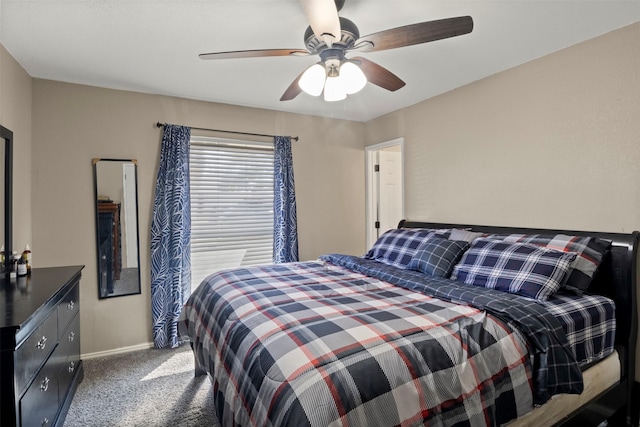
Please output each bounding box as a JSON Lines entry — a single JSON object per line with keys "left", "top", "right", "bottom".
{"left": 64, "top": 345, "right": 221, "bottom": 427}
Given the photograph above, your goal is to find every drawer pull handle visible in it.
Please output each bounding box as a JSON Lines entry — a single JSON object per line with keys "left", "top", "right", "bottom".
{"left": 67, "top": 300, "right": 75, "bottom": 310}
{"left": 68, "top": 331, "right": 75, "bottom": 342}
{"left": 42, "top": 418, "right": 49, "bottom": 426}
{"left": 40, "top": 377, "right": 50, "bottom": 392}
{"left": 36, "top": 336, "right": 47, "bottom": 350}
{"left": 68, "top": 361, "right": 76, "bottom": 373}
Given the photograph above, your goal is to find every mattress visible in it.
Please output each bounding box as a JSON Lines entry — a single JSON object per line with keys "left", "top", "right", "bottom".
{"left": 506, "top": 351, "right": 620, "bottom": 427}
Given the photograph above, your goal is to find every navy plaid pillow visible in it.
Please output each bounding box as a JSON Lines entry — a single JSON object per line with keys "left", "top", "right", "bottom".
{"left": 486, "top": 233, "right": 611, "bottom": 293}
{"left": 451, "top": 238, "right": 577, "bottom": 301}
{"left": 365, "top": 228, "right": 449, "bottom": 269}
{"left": 408, "top": 237, "right": 470, "bottom": 278}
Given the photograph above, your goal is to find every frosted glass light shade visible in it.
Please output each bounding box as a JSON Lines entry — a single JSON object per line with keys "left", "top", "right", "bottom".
{"left": 340, "top": 62, "right": 367, "bottom": 94}
{"left": 323, "top": 75, "right": 346, "bottom": 102}
{"left": 298, "top": 63, "right": 326, "bottom": 96}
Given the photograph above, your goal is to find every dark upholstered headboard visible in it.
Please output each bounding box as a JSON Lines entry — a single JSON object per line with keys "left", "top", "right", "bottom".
{"left": 399, "top": 219, "right": 639, "bottom": 416}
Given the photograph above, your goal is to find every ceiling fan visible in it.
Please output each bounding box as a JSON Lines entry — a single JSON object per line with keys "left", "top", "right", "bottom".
{"left": 199, "top": 0, "right": 473, "bottom": 102}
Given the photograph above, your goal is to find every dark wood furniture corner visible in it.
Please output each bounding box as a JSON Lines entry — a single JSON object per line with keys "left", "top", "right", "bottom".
{"left": 0, "top": 265, "right": 85, "bottom": 427}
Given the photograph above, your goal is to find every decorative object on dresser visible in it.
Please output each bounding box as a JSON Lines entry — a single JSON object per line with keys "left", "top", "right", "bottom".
{"left": 92, "top": 158, "right": 141, "bottom": 299}
{"left": 0, "top": 265, "right": 84, "bottom": 427}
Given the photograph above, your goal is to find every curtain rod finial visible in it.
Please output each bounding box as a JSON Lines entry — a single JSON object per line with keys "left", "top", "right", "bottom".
{"left": 156, "top": 122, "right": 165, "bottom": 128}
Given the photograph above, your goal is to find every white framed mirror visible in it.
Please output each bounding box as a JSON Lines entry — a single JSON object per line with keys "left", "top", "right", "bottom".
{"left": 92, "top": 158, "right": 141, "bottom": 298}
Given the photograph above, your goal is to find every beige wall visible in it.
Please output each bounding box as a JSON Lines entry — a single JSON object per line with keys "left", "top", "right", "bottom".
{"left": 366, "top": 22, "right": 640, "bottom": 232}
{"left": 30, "top": 80, "right": 365, "bottom": 355}
{"left": 366, "top": 22, "right": 640, "bottom": 380}
{"left": 0, "top": 44, "right": 32, "bottom": 252}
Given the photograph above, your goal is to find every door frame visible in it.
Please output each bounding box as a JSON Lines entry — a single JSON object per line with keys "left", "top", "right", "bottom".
{"left": 365, "top": 138, "right": 405, "bottom": 249}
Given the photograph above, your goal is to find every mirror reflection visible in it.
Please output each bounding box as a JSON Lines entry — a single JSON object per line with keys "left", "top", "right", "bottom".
{"left": 93, "top": 159, "right": 141, "bottom": 298}
{"left": 0, "top": 140, "right": 4, "bottom": 258}
{"left": 0, "top": 125, "right": 12, "bottom": 276}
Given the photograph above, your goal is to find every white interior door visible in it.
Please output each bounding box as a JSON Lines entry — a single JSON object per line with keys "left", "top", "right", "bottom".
{"left": 377, "top": 150, "right": 403, "bottom": 235}
{"left": 366, "top": 139, "right": 404, "bottom": 249}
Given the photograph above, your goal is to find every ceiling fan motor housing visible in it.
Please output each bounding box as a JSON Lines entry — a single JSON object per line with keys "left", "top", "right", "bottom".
{"left": 304, "top": 17, "right": 359, "bottom": 55}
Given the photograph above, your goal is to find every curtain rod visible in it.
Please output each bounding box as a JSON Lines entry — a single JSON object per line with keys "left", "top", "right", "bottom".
{"left": 156, "top": 122, "right": 299, "bottom": 142}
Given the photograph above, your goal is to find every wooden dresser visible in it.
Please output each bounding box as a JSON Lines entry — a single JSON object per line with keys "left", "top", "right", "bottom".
{"left": 0, "top": 266, "right": 84, "bottom": 427}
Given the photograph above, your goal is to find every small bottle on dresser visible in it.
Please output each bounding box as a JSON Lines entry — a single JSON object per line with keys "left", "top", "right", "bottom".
{"left": 22, "top": 244, "right": 32, "bottom": 274}
{"left": 9, "top": 251, "right": 19, "bottom": 279}
{"left": 17, "top": 257, "right": 27, "bottom": 277}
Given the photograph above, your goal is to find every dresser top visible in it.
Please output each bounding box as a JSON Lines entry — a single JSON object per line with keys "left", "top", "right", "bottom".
{"left": 0, "top": 266, "right": 84, "bottom": 334}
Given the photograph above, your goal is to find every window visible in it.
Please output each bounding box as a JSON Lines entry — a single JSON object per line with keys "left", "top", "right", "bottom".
{"left": 190, "top": 136, "right": 274, "bottom": 290}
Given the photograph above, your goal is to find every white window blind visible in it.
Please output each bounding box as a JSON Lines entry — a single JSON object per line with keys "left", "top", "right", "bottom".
{"left": 190, "top": 136, "right": 274, "bottom": 290}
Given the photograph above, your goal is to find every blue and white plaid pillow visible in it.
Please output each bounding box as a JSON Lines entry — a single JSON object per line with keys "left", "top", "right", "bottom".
{"left": 408, "top": 237, "right": 470, "bottom": 278}
{"left": 451, "top": 238, "right": 577, "bottom": 301}
{"left": 365, "top": 228, "right": 449, "bottom": 269}
{"left": 486, "top": 233, "right": 611, "bottom": 293}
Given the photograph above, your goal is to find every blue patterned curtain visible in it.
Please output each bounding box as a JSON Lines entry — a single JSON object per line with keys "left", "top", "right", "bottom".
{"left": 151, "top": 125, "right": 191, "bottom": 348}
{"left": 273, "top": 136, "right": 299, "bottom": 263}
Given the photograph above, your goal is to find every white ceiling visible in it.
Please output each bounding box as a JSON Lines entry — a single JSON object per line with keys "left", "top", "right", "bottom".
{"left": 1, "top": 1, "right": 639, "bottom": 122}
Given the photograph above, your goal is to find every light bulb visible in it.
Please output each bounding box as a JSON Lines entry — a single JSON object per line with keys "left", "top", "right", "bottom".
{"left": 340, "top": 61, "right": 367, "bottom": 95}
{"left": 323, "top": 75, "right": 346, "bottom": 102}
{"left": 298, "top": 63, "right": 326, "bottom": 96}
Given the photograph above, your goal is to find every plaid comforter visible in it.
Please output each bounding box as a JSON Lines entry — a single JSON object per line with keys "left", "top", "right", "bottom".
{"left": 184, "top": 257, "right": 582, "bottom": 427}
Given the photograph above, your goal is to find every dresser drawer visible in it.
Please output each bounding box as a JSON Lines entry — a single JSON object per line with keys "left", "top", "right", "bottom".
{"left": 56, "top": 313, "right": 81, "bottom": 402}
{"left": 58, "top": 284, "right": 79, "bottom": 339}
{"left": 15, "top": 309, "right": 58, "bottom": 395}
{"left": 19, "top": 358, "right": 59, "bottom": 427}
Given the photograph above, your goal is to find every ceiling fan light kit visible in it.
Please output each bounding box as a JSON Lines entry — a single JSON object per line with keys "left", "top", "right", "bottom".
{"left": 199, "top": 0, "right": 473, "bottom": 103}
{"left": 298, "top": 56, "right": 368, "bottom": 102}
{"left": 339, "top": 61, "right": 367, "bottom": 94}
{"left": 324, "top": 75, "right": 347, "bottom": 102}
{"left": 298, "top": 63, "right": 326, "bottom": 96}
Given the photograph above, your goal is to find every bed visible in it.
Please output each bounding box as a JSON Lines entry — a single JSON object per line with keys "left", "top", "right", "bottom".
{"left": 183, "top": 220, "right": 639, "bottom": 426}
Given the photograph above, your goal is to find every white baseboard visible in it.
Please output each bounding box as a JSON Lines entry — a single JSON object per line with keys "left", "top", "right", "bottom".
{"left": 81, "top": 342, "right": 155, "bottom": 360}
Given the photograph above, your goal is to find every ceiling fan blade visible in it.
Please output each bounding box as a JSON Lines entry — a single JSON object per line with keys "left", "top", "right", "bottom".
{"left": 351, "top": 57, "right": 405, "bottom": 92}
{"left": 357, "top": 16, "right": 473, "bottom": 53}
{"left": 299, "top": 0, "right": 341, "bottom": 47}
{"left": 280, "top": 72, "right": 305, "bottom": 101}
{"left": 199, "top": 49, "right": 309, "bottom": 60}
